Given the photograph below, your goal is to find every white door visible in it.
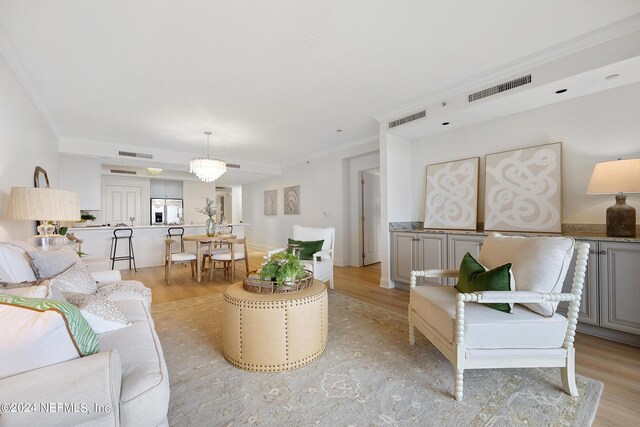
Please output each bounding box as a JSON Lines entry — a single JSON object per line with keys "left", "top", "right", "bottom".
{"left": 361, "top": 170, "right": 381, "bottom": 265}
{"left": 105, "top": 185, "right": 142, "bottom": 226}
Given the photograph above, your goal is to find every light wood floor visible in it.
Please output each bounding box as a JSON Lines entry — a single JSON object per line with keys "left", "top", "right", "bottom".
{"left": 121, "top": 248, "right": 640, "bottom": 426}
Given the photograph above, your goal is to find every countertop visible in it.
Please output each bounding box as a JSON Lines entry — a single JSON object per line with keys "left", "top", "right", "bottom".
{"left": 388, "top": 222, "right": 640, "bottom": 243}
{"left": 67, "top": 223, "right": 250, "bottom": 231}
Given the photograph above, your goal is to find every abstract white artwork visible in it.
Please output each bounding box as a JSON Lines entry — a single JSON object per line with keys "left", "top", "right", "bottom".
{"left": 484, "top": 142, "right": 562, "bottom": 233}
{"left": 424, "top": 157, "right": 479, "bottom": 230}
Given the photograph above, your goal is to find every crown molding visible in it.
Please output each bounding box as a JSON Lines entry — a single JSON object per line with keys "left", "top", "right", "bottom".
{"left": 0, "top": 24, "right": 62, "bottom": 138}
{"left": 375, "top": 13, "right": 640, "bottom": 123}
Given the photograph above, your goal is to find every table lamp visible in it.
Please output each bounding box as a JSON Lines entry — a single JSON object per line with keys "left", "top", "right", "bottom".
{"left": 6, "top": 187, "right": 80, "bottom": 250}
{"left": 586, "top": 158, "right": 640, "bottom": 238}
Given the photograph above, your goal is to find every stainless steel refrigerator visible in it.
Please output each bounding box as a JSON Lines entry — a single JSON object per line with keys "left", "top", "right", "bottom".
{"left": 150, "top": 198, "right": 183, "bottom": 225}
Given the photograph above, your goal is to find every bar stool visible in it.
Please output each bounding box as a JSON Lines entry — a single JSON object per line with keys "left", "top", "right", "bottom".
{"left": 110, "top": 228, "right": 137, "bottom": 271}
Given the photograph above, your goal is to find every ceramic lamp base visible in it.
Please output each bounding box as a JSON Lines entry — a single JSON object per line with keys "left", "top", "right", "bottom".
{"left": 606, "top": 194, "right": 636, "bottom": 238}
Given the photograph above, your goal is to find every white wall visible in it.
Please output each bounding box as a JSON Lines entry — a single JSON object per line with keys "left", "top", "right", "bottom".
{"left": 242, "top": 141, "right": 379, "bottom": 266}
{"left": 410, "top": 83, "right": 640, "bottom": 224}
{"left": 0, "top": 51, "right": 59, "bottom": 241}
{"left": 182, "top": 180, "right": 217, "bottom": 225}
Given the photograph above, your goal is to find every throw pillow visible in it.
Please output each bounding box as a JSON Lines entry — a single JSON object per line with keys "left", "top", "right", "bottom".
{"left": 0, "top": 279, "right": 66, "bottom": 301}
{"left": 0, "top": 243, "right": 37, "bottom": 283}
{"left": 27, "top": 247, "right": 80, "bottom": 279}
{"left": 478, "top": 233, "right": 574, "bottom": 317}
{"left": 0, "top": 294, "right": 99, "bottom": 379}
{"left": 455, "top": 252, "right": 513, "bottom": 313}
{"left": 50, "top": 262, "right": 98, "bottom": 295}
{"left": 64, "top": 292, "right": 131, "bottom": 334}
{"left": 287, "top": 238, "right": 324, "bottom": 261}
{"left": 96, "top": 280, "right": 153, "bottom": 308}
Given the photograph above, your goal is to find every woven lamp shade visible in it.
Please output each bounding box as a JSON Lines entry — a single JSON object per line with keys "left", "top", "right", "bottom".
{"left": 586, "top": 159, "right": 640, "bottom": 194}
{"left": 6, "top": 187, "right": 80, "bottom": 221}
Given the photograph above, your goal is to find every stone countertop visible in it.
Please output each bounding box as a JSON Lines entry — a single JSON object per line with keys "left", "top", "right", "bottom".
{"left": 388, "top": 222, "right": 640, "bottom": 243}
{"left": 67, "top": 223, "right": 250, "bottom": 231}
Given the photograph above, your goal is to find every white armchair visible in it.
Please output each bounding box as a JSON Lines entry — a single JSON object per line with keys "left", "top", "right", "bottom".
{"left": 408, "top": 234, "right": 589, "bottom": 401}
{"left": 268, "top": 225, "right": 335, "bottom": 289}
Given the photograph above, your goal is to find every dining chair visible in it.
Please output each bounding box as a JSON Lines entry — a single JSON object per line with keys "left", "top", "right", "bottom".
{"left": 164, "top": 227, "right": 197, "bottom": 285}
{"left": 210, "top": 237, "right": 249, "bottom": 282}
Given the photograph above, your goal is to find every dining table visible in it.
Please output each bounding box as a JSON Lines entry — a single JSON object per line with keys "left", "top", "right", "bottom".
{"left": 183, "top": 234, "right": 236, "bottom": 283}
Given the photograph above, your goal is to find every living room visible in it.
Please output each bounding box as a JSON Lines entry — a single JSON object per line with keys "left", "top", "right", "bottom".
{"left": 1, "top": 2, "right": 640, "bottom": 426}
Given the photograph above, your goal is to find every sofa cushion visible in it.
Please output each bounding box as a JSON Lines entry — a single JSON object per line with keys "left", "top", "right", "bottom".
{"left": 0, "top": 243, "right": 37, "bottom": 283}
{"left": 478, "top": 233, "right": 574, "bottom": 317}
{"left": 98, "top": 299, "right": 169, "bottom": 426}
{"left": 0, "top": 294, "right": 99, "bottom": 379}
{"left": 27, "top": 247, "right": 80, "bottom": 279}
{"left": 287, "top": 238, "right": 324, "bottom": 261}
{"left": 50, "top": 262, "right": 98, "bottom": 294}
{"left": 410, "top": 285, "right": 568, "bottom": 349}
{"left": 64, "top": 292, "right": 131, "bottom": 334}
{"left": 455, "top": 252, "right": 512, "bottom": 313}
{"left": 96, "top": 280, "right": 152, "bottom": 308}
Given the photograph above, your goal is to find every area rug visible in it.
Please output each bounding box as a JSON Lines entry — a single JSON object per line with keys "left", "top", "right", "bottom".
{"left": 152, "top": 291, "right": 602, "bottom": 426}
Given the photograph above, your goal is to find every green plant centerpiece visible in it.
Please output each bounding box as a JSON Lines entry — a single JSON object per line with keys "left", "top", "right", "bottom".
{"left": 196, "top": 197, "right": 219, "bottom": 236}
{"left": 244, "top": 252, "right": 313, "bottom": 294}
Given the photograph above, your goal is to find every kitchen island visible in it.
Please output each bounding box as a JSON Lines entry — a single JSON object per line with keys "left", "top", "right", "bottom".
{"left": 67, "top": 224, "right": 248, "bottom": 269}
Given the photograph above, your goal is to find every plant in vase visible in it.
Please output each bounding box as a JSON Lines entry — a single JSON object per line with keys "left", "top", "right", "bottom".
{"left": 196, "top": 197, "right": 220, "bottom": 236}
{"left": 258, "top": 252, "right": 306, "bottom": 287}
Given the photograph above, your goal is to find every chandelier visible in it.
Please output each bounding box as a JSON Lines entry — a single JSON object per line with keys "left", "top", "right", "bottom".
{"left": 189, "top": 131, "right": 227, "bottom": 183}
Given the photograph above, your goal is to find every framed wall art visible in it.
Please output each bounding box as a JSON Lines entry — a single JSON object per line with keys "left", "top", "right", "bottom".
{"left": 484, "top": 142, "right": 562, "bottom": 233}
{"left": 424, "top": 157, "right": 479, "bottom": 230}
{"left": 264, "top": 189, "right": 277, "bottom": 216}
{"left": 283, "top": 185, "right": 300, "bottom": 215}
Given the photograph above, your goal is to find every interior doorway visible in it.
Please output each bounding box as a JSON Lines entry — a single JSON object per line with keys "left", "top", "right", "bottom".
{"left": 360, "top": 169, "right": 381, "bottom": 266}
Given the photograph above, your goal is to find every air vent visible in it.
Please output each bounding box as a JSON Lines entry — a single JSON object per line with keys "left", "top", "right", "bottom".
{"left": 118, "top": 151, "right": 152, "bottom": 159}
{"left": 388, "top": 110, "right": 426, "bottom": 129}
{"left": 226, "top": 163, "right": 240, "bottom": 169}
{"left": 468, "top": 74, "right": 532, "bottom": 102}
{"left": 110, "top": 169, "right": 137, "bottom": 175}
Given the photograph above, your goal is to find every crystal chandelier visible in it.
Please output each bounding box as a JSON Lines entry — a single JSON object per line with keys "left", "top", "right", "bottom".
{"left": 189, "top": 131, "right": 227, "bottom": 183}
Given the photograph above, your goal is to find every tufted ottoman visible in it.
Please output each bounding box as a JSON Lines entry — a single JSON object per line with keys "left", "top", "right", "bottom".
{"left": 222, "top": 280, "right": 328, "bottom": 372}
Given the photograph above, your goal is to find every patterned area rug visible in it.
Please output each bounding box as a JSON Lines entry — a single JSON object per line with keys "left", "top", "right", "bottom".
{"left": 152, "top": 291, "right": 602, "bottom": 426}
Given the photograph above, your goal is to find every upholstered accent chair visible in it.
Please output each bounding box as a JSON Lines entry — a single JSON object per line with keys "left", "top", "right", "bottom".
{"left": 269, "top": 225, "right": 335, "bottom": 289}
{"left": 408, "top": 233, "right": 589, "bottom": 401}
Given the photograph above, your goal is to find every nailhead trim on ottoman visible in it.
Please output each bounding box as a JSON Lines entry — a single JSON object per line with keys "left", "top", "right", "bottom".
{"left": 223, "top": 280, "right": 328, "bottom": 372}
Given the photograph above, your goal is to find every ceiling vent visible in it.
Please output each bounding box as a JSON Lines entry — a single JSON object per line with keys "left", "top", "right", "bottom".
{"left": 226, "top": 163, "right": 240, "bottom": 169}
{"left": 110, "top": 169, "right": 137, "bottom": 175}
{"left": 388, "top": 110, "right": 426, "bottom": 129}
{"left": 468, "top": 74, "right": 532, "bottom": 102}
{"left": 118, "top": 151, "right": 153, "bottom": 159}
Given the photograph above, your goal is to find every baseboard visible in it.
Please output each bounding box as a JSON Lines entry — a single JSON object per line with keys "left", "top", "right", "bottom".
{"left": 379, "top": 278, "right": 395, "bottom": 289}
{"left": 576, "top": 323, "right": 640, "bottom": 347}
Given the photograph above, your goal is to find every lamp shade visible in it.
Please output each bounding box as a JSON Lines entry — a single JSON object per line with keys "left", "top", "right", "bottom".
{"left": 6, "top": 187, "right": 80, "bottom": 221}
{"left": 586, "top": 159, "right": 640, "bottom": 194}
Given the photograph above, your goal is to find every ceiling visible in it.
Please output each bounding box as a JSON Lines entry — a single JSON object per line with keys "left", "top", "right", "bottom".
{"left": 1, "top": 1, "right": 640, "bottom": 173}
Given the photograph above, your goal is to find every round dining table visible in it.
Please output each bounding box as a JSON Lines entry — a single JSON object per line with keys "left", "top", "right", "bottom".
{"left": 183, "top": 234, "right": 236, "bottom": 282}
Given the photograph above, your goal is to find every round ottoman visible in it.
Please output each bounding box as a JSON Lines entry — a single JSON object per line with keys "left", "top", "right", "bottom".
{"left": 223, "top": 280, "right": 328, "bottom": 372}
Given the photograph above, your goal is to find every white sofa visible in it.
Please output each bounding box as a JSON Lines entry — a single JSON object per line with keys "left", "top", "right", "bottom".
{"left": 0, "top": 243, "right": 170, "bottom": 426}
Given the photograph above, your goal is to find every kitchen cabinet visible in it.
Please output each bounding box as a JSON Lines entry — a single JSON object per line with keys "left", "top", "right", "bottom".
{"left": 390, "top": 232, "right": 447, "bottom": 286}
{"left": 150, "top": 179, "right": 183, "bottom": 199}
{"left": 447, "top": 234, "right": 485, "bottom": 285}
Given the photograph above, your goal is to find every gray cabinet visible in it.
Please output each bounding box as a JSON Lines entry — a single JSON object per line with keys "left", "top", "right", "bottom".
{"left": 447, "top": 234, "right": 484, "bottom": 285}
{"left": 150, "top": 179, "right": 183, "bottom": 199}
{"left": 599, "top": 242, "right": 640, "bottom": 335}
{"left": 390, "top": 232, "right": 447, "bottom": 286}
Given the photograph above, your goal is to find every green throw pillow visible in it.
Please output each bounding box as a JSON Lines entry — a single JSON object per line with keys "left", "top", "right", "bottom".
{"left": 455, "top": 252, "right": 512, "bottom": 313}
{"left": 0, "top": 293, "right": 99, "bottom": 356}
{"left": 287, "top": 238, "right": 324, "bottom": 261}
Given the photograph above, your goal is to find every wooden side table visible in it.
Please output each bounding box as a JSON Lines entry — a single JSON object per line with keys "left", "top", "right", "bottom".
{"left": 222, "top": 280, "right": 328, "bottom": 372}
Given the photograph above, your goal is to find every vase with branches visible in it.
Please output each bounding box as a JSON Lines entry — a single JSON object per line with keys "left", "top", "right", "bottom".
{"left": 196, "top": 197, "right": 220, "bottom": 236}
